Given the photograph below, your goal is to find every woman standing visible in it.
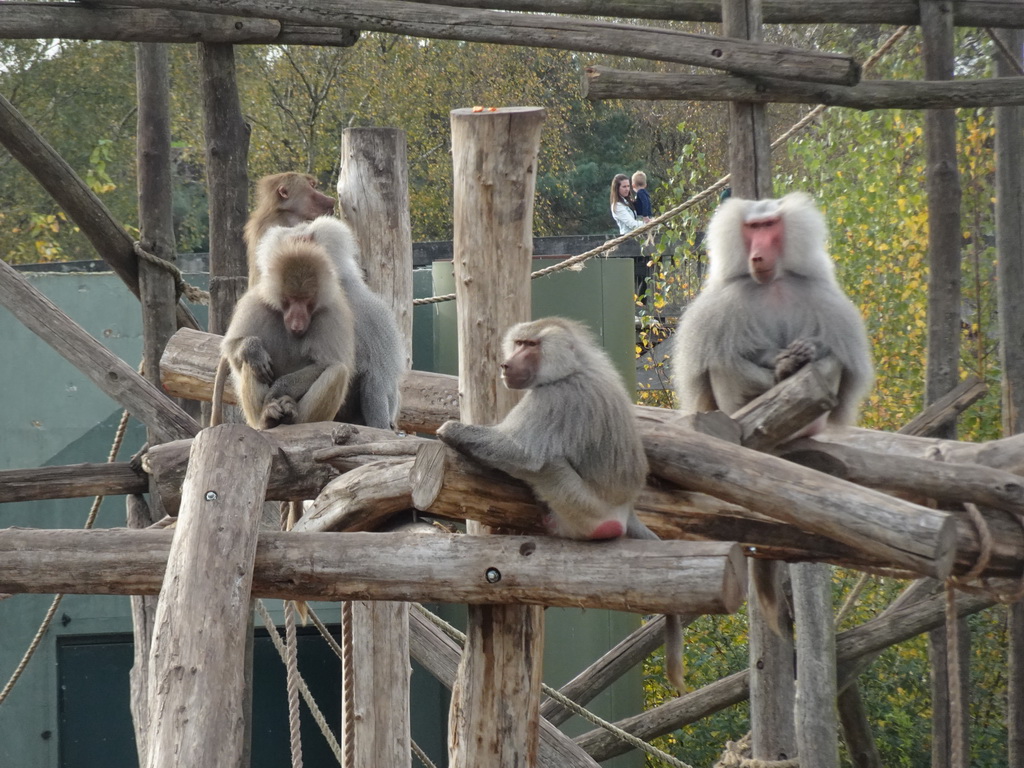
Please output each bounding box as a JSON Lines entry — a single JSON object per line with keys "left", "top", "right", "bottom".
{"left": 609, "top": 174, "right": 642, "bottom": 234}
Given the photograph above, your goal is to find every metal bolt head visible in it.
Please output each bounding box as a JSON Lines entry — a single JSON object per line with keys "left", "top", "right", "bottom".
{"left": 205, "top": 491, "right": 218, "bottom": 501}
{"left": 485, "top": 568, "right": 501, "bottom": 584}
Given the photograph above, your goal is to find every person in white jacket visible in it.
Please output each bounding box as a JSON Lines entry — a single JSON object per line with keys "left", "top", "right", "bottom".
{"left": 610, "top": 173, "right": 642, "bottom": 234}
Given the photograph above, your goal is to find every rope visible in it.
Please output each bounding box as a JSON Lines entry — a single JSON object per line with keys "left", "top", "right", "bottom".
{"left": 284, "top": 600, "right": 304, "bottom": 768}
{"left": 341, "top": 601, "right": 356, "bottom": 768}
{"left": 412, "top": 740, "right": 440, "bottom": 768}
{"left": 254, "top": 600, "right": 344, "bottom": 763}
{"left": 134, "top": 240, "right": 210, "bottom": 305}
{"left": 0, "top": 405, "right": 132, "bottom": 706}
{"left": 714, "top": 733, "right": 800, "bottom": 768}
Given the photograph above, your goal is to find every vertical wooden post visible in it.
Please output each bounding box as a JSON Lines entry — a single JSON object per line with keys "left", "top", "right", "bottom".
{"left": 131, "top": 42, "right": 179, "bottom": 761}
{"left": 135, "top": 43, "right": 179, "bottom": 391}
{"left": 722, "top": 0, "right": 771, "bottom": 201}
{"left": 336, "top": 127, "right": 414, "bottom": 368}
{"left": 447, "top": 105, "right": 546, "bottom": 768}
{"left": 199, "top": 43, "right": 251, "bottom": 336}
{"left": 336, "top": 129, "right": 415, "bottom": 768}
{"left": 994, "top": 31, "right": 1024, "bottom": 767}
{"left": 792, "top": 563, "right": 838, "bottom": 768}
{"left": 994, "top": 29, "right": 1024, "bottom": 438}
{"left": 921, "top": 0, "right": 963, "bottom": 435}
{"left": 921, "top": 5, "right": 967, "bottom": 766}
{"left": 721, "top": 0, "right": 795, "bottom": 760}
{"left": 144, "top": 424, "right": 272, "bottom": 768}
{"left": 198, "top": 46, "right": 256, "bottom": 765}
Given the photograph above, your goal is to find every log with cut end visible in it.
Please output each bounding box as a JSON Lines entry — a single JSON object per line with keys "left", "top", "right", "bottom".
{"left": 144, "top": 423, "right": 273, "bottom": 768}
{"left": 637, "top": 411, "right": 957, "bottom": 579}
{"left": 0, "top": 528, "right": 746, "bottom": 616}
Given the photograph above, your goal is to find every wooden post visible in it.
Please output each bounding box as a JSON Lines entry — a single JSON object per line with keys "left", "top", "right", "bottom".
{"left": 721, "top": 0, "right": 794, "bottom": 758}
{"left": 199, "top": 42, "right": 250, "bottom": 336}
{"left": 336, "top": 126, "right": 414, "bottom": 367}
{"left": 921, "top": 0, "right": 963, "bottom": 437}
{"left": 335, "top": 128, "right": 415, "bottom": 768}
{"left": 994, "top": 28, "right": 1024, "bottom": 768}
{"left": 921, "top": 5, "right": 967, "bottom": 766}
{"left": 447, "top": 105, "right": 546, "bottom": 768}
{"left": 131, "top": 42, "right": 179, "bottom": 759}
{"left": 144, "top": 424, "right": 272, "bottom": 768}
{"left": 792, "top": 562, "right": 838, "bottom": 768}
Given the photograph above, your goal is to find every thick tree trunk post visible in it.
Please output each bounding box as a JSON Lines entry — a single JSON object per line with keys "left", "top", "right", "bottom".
{"left": 994, "top": 29, "right": 1024, "bottom": 768}
{"left": 341, "top": 601, "right": 411, "bottom": 767}
{"left": 144, "top": 424, "right": 272, "bottom": 768}
{"left": 335, "top": 128, "right": 414, "bottom": 768}
{"left": 336, "top": 127, "right": 414, "bottom": 367}
{"left": 721, "top": 0, "right": 793, "bottom": 759}
{"left": 198, "top": 45, "right": 255, "bottom": 763}
{"left": 447, "top": 105, "right": 546, "bottom": 768}
{"left": 792, "top": 563, "right": 838, "bottom": 768}
{"left": 199, "top": 43, "right": 250, "bottom": 335}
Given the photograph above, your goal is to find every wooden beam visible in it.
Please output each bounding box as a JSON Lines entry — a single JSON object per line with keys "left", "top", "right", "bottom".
{"left": 0, "top": 528, "right": 746, "bottom": 615}
{"left": 0, "top": 259, "right": 200, "bottom": 443}
{"left": 0, "top": 3, "right": 280, "bottom": 42}
{"left": 0, "top": 462, "right": 147, "bottom": 503}
{"left": 583, "top": 67, "right": 1024, "bottom": 110}
{"left": 397, "top": 0, "right": 1024, "bottom": 27}
{"left": 103, "top": 0, "right": 861, "bottom": 85}
{"left": 0, "top": 91, "right": 199, "bottom": 330}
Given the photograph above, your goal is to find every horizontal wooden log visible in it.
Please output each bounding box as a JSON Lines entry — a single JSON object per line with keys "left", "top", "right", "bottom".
{"left": 637, "top": 411, "right": 958, "bottom": 579}
{"left": 0, "top": 462, "right": 147, "bottom": 503}
{"left": 826, "top": 426, "right": 1024, "bottom": 474}
{"left": 0, "top": 259, "right": 199, "bottom": 443}
{"left": 143, "top": 420, "right": 420, "bottom": 512}
{"left": 0, "top": 3, "right": 359, "bottom": 45}
{"left": 0, "top": 529, "right": 747, "bottom": 615}
{"left": 583, "top": 67, "right": 1024, "bottom": 109}
{"left": 575, "top": 587, "right": 995, "bottom": 761}
{"left": 160, "top": 327, "right": 458, "bottom": 434}
{"left": 396, "top": 0, "right": 1024, "bottom": 27}
{"left": 0, "top": 3, "right": 280, "bottom": 41}
{"left": 778, "top": 438, "right": 1024, "bottom": 515}
{"left": 295, "top": 457, "right": 414, "bottom": 532}
{"left": 106, "top": 0, "right": 860, "bottom": 85}
{"left": 730, "top": 357, "right": 839, "bottom": 450}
